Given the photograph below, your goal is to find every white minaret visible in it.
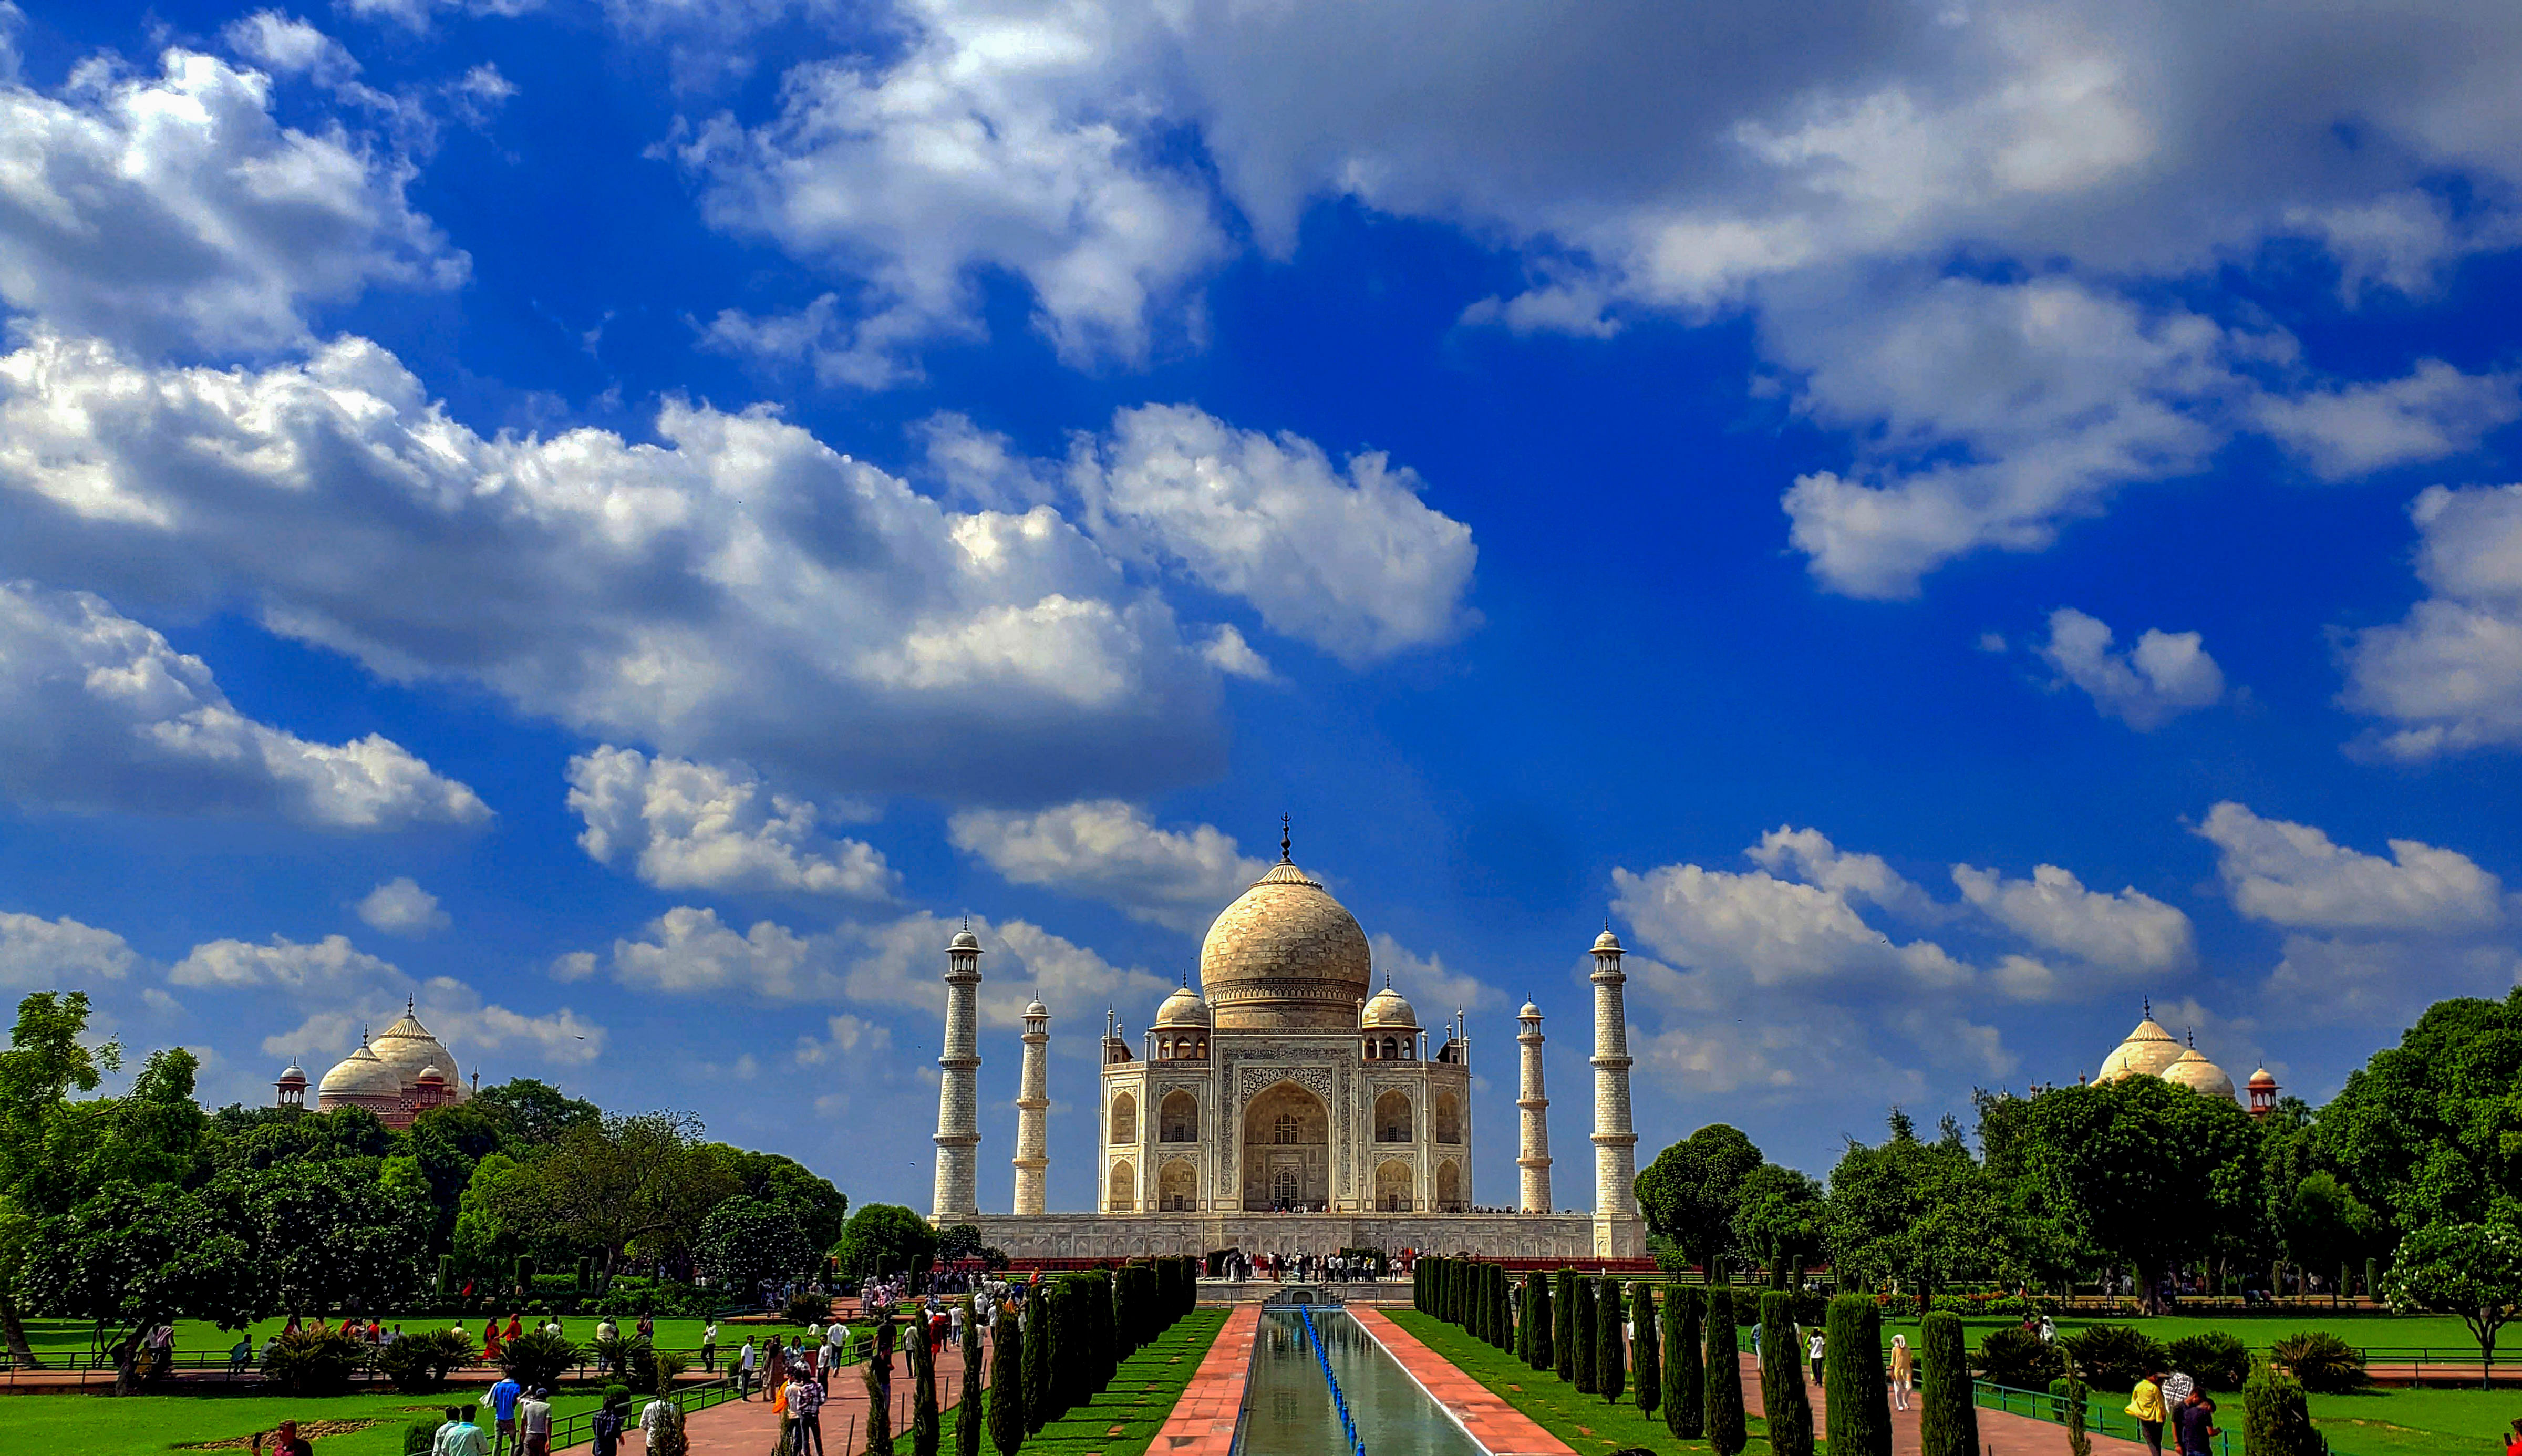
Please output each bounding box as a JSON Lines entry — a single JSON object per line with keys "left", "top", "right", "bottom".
{"left": 1589, "top": 927, "right": 1640, "bottom": 1256}
{"left": 1516, "top": 1000, "right": 1552, "bottom": 1214}
{"left": 1011, "top": 995, "right": 1051, "bottom": 1216}
{"left": 931, "top": 925, "right": 984, "bottom": 1219}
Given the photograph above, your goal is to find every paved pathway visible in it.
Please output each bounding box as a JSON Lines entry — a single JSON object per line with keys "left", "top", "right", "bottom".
{"left": 1350, "top": 1307, "right": 1574, "bottom": 1456}
{"left": 678, "top": 1328, "right": 971, "bottom": 1456}
{"left": 1145, "top": 1305, "right": 1259, "bottom": 1456}
{"left": 1735, "top": 1350, "right": 2151, "bottom": 1456}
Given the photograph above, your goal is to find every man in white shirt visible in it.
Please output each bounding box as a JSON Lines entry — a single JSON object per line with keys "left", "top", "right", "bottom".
{"left": 737, "top": 1337, "right": 757, "bottom": 1400}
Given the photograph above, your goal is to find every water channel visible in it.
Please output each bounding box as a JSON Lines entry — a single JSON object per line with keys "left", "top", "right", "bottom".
{"left": 1237, "top": 1307, "right": 1490, "bottom": 1456}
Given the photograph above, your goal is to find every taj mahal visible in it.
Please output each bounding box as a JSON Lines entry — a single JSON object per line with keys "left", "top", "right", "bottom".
{"left": 928, "top": 826, "right": 1646, "bottom": 1261}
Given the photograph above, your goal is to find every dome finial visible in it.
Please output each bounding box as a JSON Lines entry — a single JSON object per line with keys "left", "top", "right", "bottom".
{"left": 406, "top": 994, "right": 416, "bottom": 1016}
{"left": 2143, "top": 995, "right": 2152, "bottom": 1019}
{"left": 1279, "top": 813, "right": 1292, "bottom": 864}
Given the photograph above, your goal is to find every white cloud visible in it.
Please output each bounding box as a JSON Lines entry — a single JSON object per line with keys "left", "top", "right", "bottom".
{"left": 0, "top": 583, "right": 489, "bottom": 830}
{"left": 334, "top": 0, "right": 544, "bottom": 33}
{"left": 1746, "top": 824, "right": 1947, "bottom": 922}
{"left": 356, "top": 876, "right": 449, "bottom": 936}
{"left": 170, "top": 931, "right": 404, "bottom": 991}
{"left": 0, "top": 46, "right": 463, "bottom": 352}
{"left": 2196, "top": 801, "right": 2504, "bottom": 933}
{"left": 1611, "top": 857, "right": 1964, "bottom": 990}
{"left": 416, "top": 975, "right": 603, "bottom": 1065}
{"left": 793, "top": 1011, "right": 890, "bottom": 1065}
{"left": 1950, "top": 862, "right": 2193, "bottom": 973}
{"left": 1366, "top": 934, "right": 1500, "bottom": 1018}
{"left": 2343, "top": 485, "right": 2522, "bottom": 760}
{"left": 567, "top": 746, "right": 896, "bottom": 899}
{"left": 2037, "top": 606, "right": 2225, "bottom": 729}
{"left": 0, "top": 910, "right": 137, "bottom": 989}
{"left": 2251, "top": 360, "right": 2522, "bottom": 481}
{"left": 946, "top": 799, "right": 1267, "bottom": 932}
{"left": 2264, "top": 932, "right": 2522, "bottom": 1025}
{"left": 1069, "top": 405, "right": 1479, "bottom": 664}
{"left": 0, "top": 331, "right": 1245, "bottom": 802}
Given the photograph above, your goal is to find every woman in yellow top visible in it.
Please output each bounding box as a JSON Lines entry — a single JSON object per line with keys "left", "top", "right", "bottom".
{"left": 2125, "top": 1367, "right": 2168, "bottom": 1456}
{"left": 1887, "top": 1334, "right": 1914, "bottom": 1412}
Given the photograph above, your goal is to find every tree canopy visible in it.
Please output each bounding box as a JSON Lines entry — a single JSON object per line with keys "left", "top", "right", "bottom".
{"left": 1636, "top": 1123, "right": 1764, "bottom": 1275}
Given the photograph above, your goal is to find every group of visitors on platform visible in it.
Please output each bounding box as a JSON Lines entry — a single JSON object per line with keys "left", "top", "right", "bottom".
{"left": 1216, "top": 1250, "right": 1390, "bottom": 1283}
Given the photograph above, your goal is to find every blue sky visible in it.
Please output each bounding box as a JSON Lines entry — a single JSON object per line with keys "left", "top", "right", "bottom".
{"left": 5, "top": 0, "right": 2522, "bottom": 1215}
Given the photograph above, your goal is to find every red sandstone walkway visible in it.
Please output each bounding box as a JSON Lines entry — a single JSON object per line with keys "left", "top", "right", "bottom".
{"left": 1145, "top": 1305, "right": 1258, "bottom": 1456}
{"left": 676, "top": 1330, "right": 970, "bottom": 1456}
{"left": 1351, "top": 1307, "right": 1575, "bottom": 1456}
{"left": 1734, "top": 1350, "right": 2150, "bottom": 1456}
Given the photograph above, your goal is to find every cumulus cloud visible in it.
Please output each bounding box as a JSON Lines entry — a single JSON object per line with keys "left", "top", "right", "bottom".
{"left": 170, "top": 930, "right": 601, "bottom": 1065}
{"left": 1746, "top": 824, "right": 1948, "bottom": 922}
{"left": 568, "top": 747, "right": 896, "bottom": 899}
{"left": 1366, "top": 934, "right": 1500, "bottom": 1019}
{"left": 1950, "top": 862, "right": 2193, "bottom": 973}
{"left": 1611, "top": 856, "right": 1968, "bottom": 990}
{"left": 2196, "top": 801, "right": 2504, "bottom": 933}
{"left": 2037, "top": 607, "right": 2226, "bottom": 729}
{"left": 1069, "top": 406, "right": 1479, "bottom": 665}
{"left": 2343, "top": 484, "right": 2522, "bottom": 760}
{"left": 946, "top": 799, "right": 1268, "bottom": 932}
{"left": 0, "top": 583, "right": 489, "bottom": 830}
{"left": 0, "top": 46, "right": 463, "bottom": 352}
{"left": 0, "top": 910, "right": 138, "bottom": 989}
{"left": 356, "top": 876, "right": 449, "bottom": 936}
{"left": 2250, "top": 361, "right": 2522, "bottom": 481}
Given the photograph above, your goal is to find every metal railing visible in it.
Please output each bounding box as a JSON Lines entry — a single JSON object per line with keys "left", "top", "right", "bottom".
{"left": 547, "top": 1375, "right": 742, "bottom": 1451}
{"left": 1973, "top": 1379, "right": 2233, "bottom": 1456}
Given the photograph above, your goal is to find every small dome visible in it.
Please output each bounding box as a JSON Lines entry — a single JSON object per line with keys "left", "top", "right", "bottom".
{"left": 2097, "top": 1016, "right": 2183, "bottom": 1081}
{"left": 1024, "top": 997, "right": 1049, "bottom": 1018}
{"left": 2248, "top": 1065, "right": 2278, "bottom": 1089}
{"left": 2162, "top": 1047, "right": 2238, "bottom": 1102}
{"left": 1518, "top": 1001, "right": 1542, "bottom": 1020}
{"left": 416, "top": 1064, "right": 445, "bottom": 1084}
{"left": 1361, "top": 985, "right": 1418, "bottom": 1029}
{"left": 1153, "top": 985, "right": 1211, "bottom": 1027}
{"left": 277, "top": 1062, "right": 308, "bottom": 1086}
{"left": 318, "top": 1041, "right": 402, "bottom": 1098}
{"left": 1593, "top": 928, "right": 1624, "bottom": 954}
{"left": 949, "top": 928, "right": 981, "bottom": 952}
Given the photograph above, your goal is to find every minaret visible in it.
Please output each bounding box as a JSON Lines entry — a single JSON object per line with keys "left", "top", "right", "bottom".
{"left": 1515, "top": 1001, "right": 1552, "bottom": 1213}
{"left": 1589, "top": 927, "right": 1640, "bottom": 1256}
{"left": 1012, "top": 994, "right": 1051, "bottom": 1215}
{"left": 931, "top": 925, "right": 984, "bottom": 1219}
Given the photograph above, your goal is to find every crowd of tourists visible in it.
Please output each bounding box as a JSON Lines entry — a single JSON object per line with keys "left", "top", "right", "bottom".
{"left": 1215, "top": 1250, "right": 1395, "bottom": 1282}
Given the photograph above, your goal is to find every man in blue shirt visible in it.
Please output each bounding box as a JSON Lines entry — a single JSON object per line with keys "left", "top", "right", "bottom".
{"left": 487, "top": 1373, "right": 524, "bottom": 1455}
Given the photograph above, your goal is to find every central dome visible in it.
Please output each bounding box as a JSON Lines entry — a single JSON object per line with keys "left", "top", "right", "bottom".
{"left": 1200, "top": 859, "right": 1372, "bottom": 1029}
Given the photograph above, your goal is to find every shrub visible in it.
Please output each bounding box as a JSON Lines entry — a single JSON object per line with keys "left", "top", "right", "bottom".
{"left": 787, "top": 1290, "right": 832, "bottom": 1325}
{"left": 1756, "top": 1292, "right": 1813, "bottom": 1456}
{"left": 2245, "top": 1361, "right": 2321, "bottom": 1456}
{"left": 647, "top": 1401, "right": 689, "bottom": 1456}
{"left": 2270, "top": 1331, "right": 2367, "bottom": 1393}
{"left": 500, "top": 1329, "right": 582, "bottom": 1391}
{"left": 1629, "top": 1283, "right": 1660, "bottom": 1417}
{"left": 1666, "top": 1285, "right": 1703, "bottom": 1441}
{"left": 403, "top": 1418, "right": 446, "bottom": 1455}
{"left": 1570, "top": 1276, "right": 1597, "bottom": 1393}
{"left": 2057, "top": 1324, "right": 2163, "bottom": 1393}
{"left": 260, "top": 1327, "right": 369, "bottom": 1397}
{"left": 988, "top": 1305, "right": 1026, "bottom": 1456}
{"left": 2164, "top": 1331, "right": 2249, "bottom": 1392}
{"left": 1595, "top": 1279, "right": 1625, "bottom": 1401}
{"left": 1821, "top": 1294, "right": 1888, "bottom": 1456}
{"left": 1703, "top": 1289, "right": 1745, "bottom": 1456}
{"left": 1973, "top": 1327, "right": 2062, "bottom": 1390}
{"left": 378, "top": 1328, "right": 475, "bottom": 1393}
{"left": 1916, "top": 1312, "right": 1977, "bottom": 1456}
{"left": 1553, "top": 1269, "right": 1577, "bottom": 1383}
{"left": 594, "top": 1334, "right": 661, "bottom": 1394}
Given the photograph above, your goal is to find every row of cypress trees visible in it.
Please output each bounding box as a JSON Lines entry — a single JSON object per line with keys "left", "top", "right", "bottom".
{"left": 976, "top": 1255, "right": 1204, "bottom": 1456}
{"left": 1422, "top": 1265, "right": 1979, "bottom": 1456}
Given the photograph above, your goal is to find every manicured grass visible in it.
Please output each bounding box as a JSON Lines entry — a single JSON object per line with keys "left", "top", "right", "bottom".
{"left": 0, "top": 1389, "right": 607, "bottom": 1456}
{"left": 1874, "top": 1313, "right": 2508, "bottom": 1357}
{"left": 1388, "top": 1310, "right": 1781, "bottom": 1456}
{"left": 20, "top": 1313, "right": 859, "bottom": 1365}
{"left": 2306, "top": 1387, "right": 2522, "bottom": 1456}
{"left": 976, "top": 1308, "right": 1227, "bottom": 1456}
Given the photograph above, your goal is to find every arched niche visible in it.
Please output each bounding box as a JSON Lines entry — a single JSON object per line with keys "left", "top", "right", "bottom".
{"left": 1241, "top": 1080, "right": 1329, "bottom": 1211}
{"left": 1433, "top": 1089, "right": 1463, "bottom": 1143}
{"left": 1159, "top": 1089, "right": 1199, "bottom": 1143}
{"left": 1373, "top": 1089, "right": 1413, "bottom": 1143}
{"left": 1109, "top": 1090, "right": 1138, "bottom": 1145}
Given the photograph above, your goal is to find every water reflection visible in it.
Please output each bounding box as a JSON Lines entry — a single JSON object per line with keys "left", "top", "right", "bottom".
{"left": 1239, "top": 1312, "right": 1487, "bottom": 1456}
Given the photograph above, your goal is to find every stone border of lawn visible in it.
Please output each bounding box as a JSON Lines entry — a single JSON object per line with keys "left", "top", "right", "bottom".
{"left": 1144, "top": 1305, "right": 1257, "bottom": 1456}
{"left": 1350, "top": 1307, "right": 1573, "bottom": 1456}
{"left": 1384, "top": 1309, "right": 1777, "bottom": 1456}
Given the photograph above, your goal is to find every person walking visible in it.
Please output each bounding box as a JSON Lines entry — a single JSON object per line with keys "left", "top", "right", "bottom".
{"left": 791, "top": 1364, "right": 827, "bottom": 1455}
{"left": 2173, "top": 1391, "right": 2218, "bottom": 1456}
{"left": 702, "top": 1320, "right": 719, "bottom": 1374}
{"left": 2126, "top": 1367, "right": 2169, "bottom": 1456}
{"left": 1888, "top": 1333, "right": 1914, "bottom": 1412}
{"left": 738, "top": 1337, "right": 758, "bottom": 1399}
{"left": 434, "top": 1405, "right": 490, "bottom": 1456}
{"left": 1807, "top": 1326, "right": 1825, "bottom": 1387}
{"left": 250, "top": 1420, "right": 315, "bottom": 1456}
{"left": 488, "top": 1370, "right": 524, "bottom": 1456}
{"left": 590, "top": 1389, "right": 627, "bottom": 1456}
{"left": 640, "top": 1390, "right": 678, "bottom": 1454}
{"left": 518, "top": 1389, "right": 554, "bottom": 1456}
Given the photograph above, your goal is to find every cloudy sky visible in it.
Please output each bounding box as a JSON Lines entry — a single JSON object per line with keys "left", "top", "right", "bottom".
{"left": 4, "top": 0, "right": 2521, "bottom": 1213}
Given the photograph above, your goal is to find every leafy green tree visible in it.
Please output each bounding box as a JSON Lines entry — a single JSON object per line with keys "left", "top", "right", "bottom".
{"left": 2384, "top": 1219, "right": 2522, "bottom": 1387}
{"left": 1756, "top": 1292, "right": 1813, "bottom": 1456}
{"left": 1826, "top": 1110, "right": 2004, "bottom": 1313}
{"left": 1916, "top": 1311, "right": 1977, "bottom": 1456}
{"left": 1702, "top": 1289, "right": 1745, "bottom": 1455}
{"left": 219, "top": 1159, "right": 433, "bottom": 1313}
{"left": 2009, "top": 1078, "right": 2262, "bottom": 1312}
{"left": 843, "top": 1203, "right": 942, "bottom": 1278}
{"left": 2277, "top": 1172, "right": 2381, "bottom": 1283}
{"left": 1569, "top": 1275, "right": 1597, "bottom": 1392}
{"left": 20, "top": 1180, "right": 256, "bottom": 1392}
{"left": 1635, "top": 1124, "right": 1763, "bottom": 1281}
{"left": 2314, "top": 989, "right": 2522, "bottom": 1234}
{"left": 473, "top": 1078, "right": 602, "bottom": 1145}
{"left": 1822, "top": 1294, "right": 1889, "bottom": 1456}
{"left": 1628, "top": 1283, "right": 1660, "bottom": 1416}
{"left": 698, "top": 1194, "right": 819, "bottom": 1291}
{"left": 1663, "top": 1284, "right": 1701, "bottom": 1440}
{"left": 1595, "top": 1278, "right": 1624, "bottom": 1401}
{"left": 707, "top": 1145, "right": 851, "bottom": 1253}
{"left": 531, "top": 1110, "right": 735, "bottom": 1275}
{"left": 989, "top": 1304, "right": 1026, "bottom": 1455}
{"left": 0, "top": 990, "right": 118, "bottom": 1367}
{"left": 1733, "top": 1163, "right": 1825, "bottom": 1287}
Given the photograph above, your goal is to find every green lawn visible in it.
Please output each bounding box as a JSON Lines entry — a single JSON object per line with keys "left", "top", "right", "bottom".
{"left": 1862, "top": 1313, "right": 2507, "bottom": 1358}
{"left": 0, "top": 1389, "right": 608, "bottom": 1456}
{"left": 2303, "top": 1387, "right": 2522, "bottom": 1456}
{"left": 19, "top": 1313, "right": 867, "bottom": 1365}
{"left": 1387, "top": 1310, "right": 1783, "bottom": 1456}
{"left": 974, "top": 1308, "right": 1227, "bottom": 1456}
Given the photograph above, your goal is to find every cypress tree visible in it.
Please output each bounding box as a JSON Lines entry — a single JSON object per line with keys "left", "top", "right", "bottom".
{"left": 1756, "top": 1292, "right": 1813, "bottom": 1456}
{"left": 2245, "top": 1362, "right": 2318, "bottom": 1456}
{"left": 1703, "top": 1289, "right": 1745, "bottom": 1456}
{"left": 1524, "top": 1273, "right": 1551, "bottom": 1369}
{"left": 1595, "top": 1278, "right": 1625, "bottom": 1402}
{"left": 1823, "top": 1294, "right": 1890, "bottom": 1456}
{"left": 987, "top": 1306, "right": 1024, "bottom": 1456}
{"left": 1629, "top": 1283, "right": 1660, "bottom": 1417}
{"left": 910, "top": 1298, "right": 942, "bottom": 1456}
{"left": 1667, "top": 1285, "right": 1703, "bottom": 1440}
{"left": 1413, "top": 1259, "right": 1425, "bottom": 1313}
{"left": 1553, "top": 1269, "right": 1577, "bottom": 1383}
{"left": 1514, "top": 1273, "right": 1532, "bottom": 1364}
{"left": 957, "top": 1296, "right": 984, "bottom": 1456}
{"left": 1021, "top": 1285, "right": 1052, "bottom": 1433}
{"left": 1495, "top": 1266, "right": 1514, "bottom": 1351}
{"left": 1916, "top": 1310, "right": 1976, "bottom": 1456}
{"left": 1569, "top": 1276, "right": 1597, "bottom": 1393}
{"left": 867, "top": 1318, "right": 898, "bottom": 1456}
